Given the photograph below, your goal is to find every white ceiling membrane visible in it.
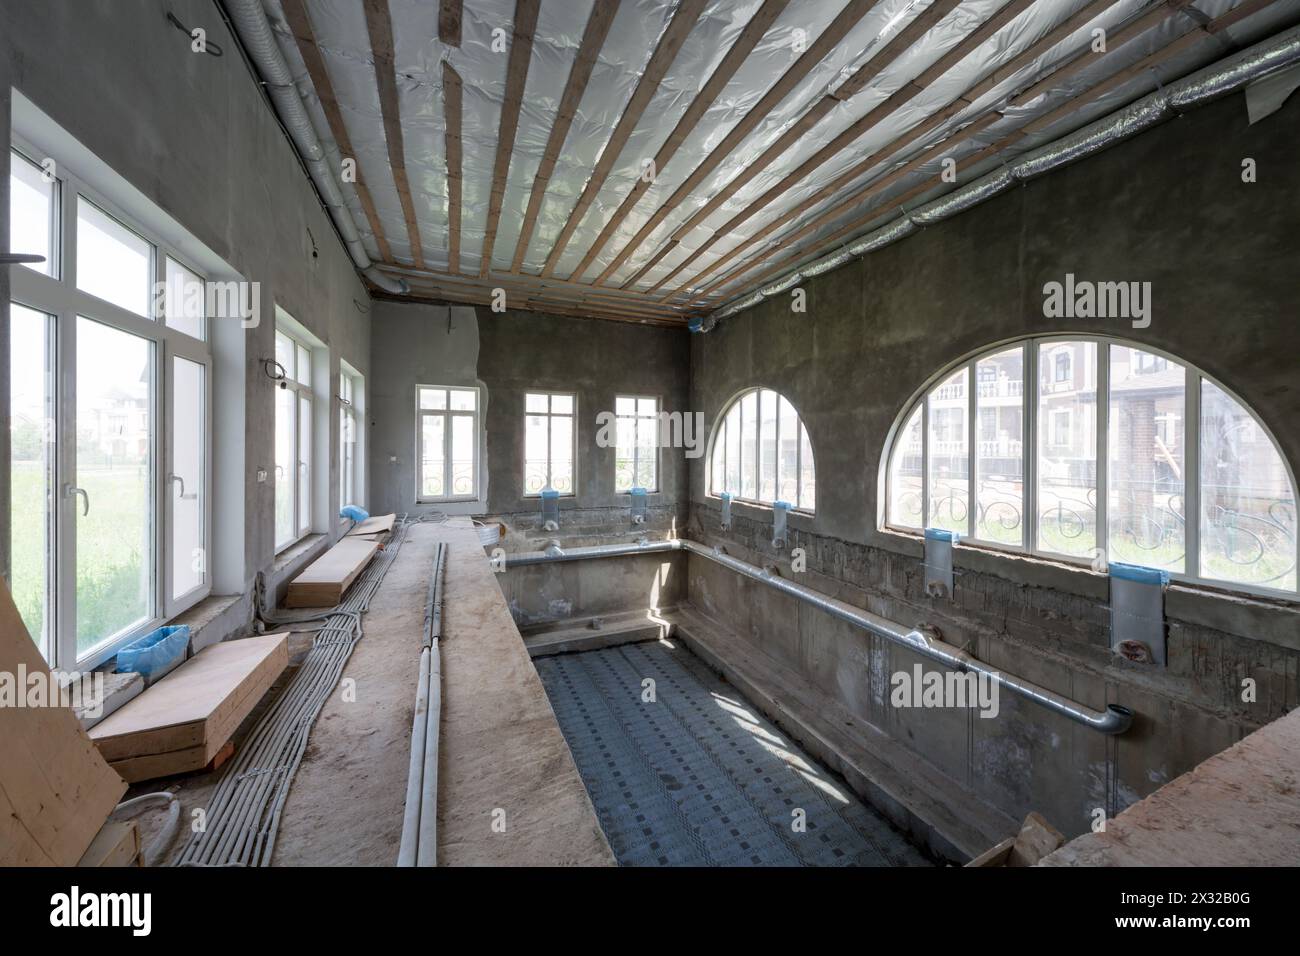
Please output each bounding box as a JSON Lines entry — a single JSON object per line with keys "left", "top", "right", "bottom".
{"left": 259, "top": 0, "right": 1300, "bottom": 326}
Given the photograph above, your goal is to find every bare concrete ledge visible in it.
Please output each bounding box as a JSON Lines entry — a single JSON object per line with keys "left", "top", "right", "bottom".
{"left": 1040, "top": 706, "right": 1300, "bottom": 866}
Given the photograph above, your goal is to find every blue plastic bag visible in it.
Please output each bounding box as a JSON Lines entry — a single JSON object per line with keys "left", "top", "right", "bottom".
{"left": 340, "top": 505, "right": 370, "bottom": 523}
{"left": 116, "top": 625, "right": 190, "bottom": 677}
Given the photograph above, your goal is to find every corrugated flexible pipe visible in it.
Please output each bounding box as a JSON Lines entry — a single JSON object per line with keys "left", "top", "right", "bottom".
{"left": 502, "top": 538, "right": 1133, "bottom": 735}
{"left": 222, "top": 0, "right": 408, "bottom": 296}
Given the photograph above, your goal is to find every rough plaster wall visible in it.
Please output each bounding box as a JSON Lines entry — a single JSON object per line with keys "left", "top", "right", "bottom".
{"left": 686, "top": 89, "right": 1300, "bottom": 838}
{"left": 368, "top": 301, "right": 692, "bottom": 544}
{"left": 0, "top": 0, "right": 372, "bottom": 599}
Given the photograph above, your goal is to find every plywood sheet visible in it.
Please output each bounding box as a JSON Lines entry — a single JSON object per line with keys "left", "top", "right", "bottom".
{"left": 89, "top": 634, "right": 288, "bottom": 771}
{"left": 285, "top": 538, "right": 379, "bottom": 607}
{"left": 77, "top": 820, "right": 141, "bottom": 867}
{"left": 345, "top": 513, "right": 396, "bottom": 538}
{"left": 0, "top": 581, "right": 127, "bottom": 866}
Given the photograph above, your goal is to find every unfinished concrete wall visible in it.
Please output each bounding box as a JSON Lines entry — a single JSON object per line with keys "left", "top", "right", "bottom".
{"left": 686, "top": 89, "right": 1300, "bottom": 840}
{"left": 369, "top": 299, "right": 691, "bottom": 548}
{"left": 1, "top": 0, "right": 371, "bottom": 617}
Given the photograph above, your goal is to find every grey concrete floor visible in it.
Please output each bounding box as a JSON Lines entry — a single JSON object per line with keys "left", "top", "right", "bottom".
{"left": 536, "top": 638, "right": 934, "bottom": 867}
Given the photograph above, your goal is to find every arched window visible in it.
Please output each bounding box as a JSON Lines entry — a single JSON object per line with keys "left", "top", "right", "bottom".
{"left": 710, "top": 388, "right": 816, "bottom": 512}
{"left": 883, "top": 337, "right": 1297, "bottom": 595}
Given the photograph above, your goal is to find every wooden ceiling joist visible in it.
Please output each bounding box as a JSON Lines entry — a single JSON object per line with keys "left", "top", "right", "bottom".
{"left": 538, "top": 0, "right": 710, "bottom": 279}
{"left": 480, "top": 0, "right": 541, "bottom": 276}
{"left": 281, "top": 0, "right": 393, "bottom": 263}
{"left": 364, "top": 0, "right": 426, "bottom": 269}
{"left": 391, "top": 280, "right": 690, "bottom": 328}
{"left": 692, "top": 0, "right": 1273, "bottom": 312}
{"left": 440, "top": 0, "right": 464, "bottom": 47}
{"left": 443, "top": 60, "right": 464, "bottom": 273}
{"left": 583, "top": 0, "right": 881, "bottom": 290}
{"left": 510, "top": 0, "right": 621, "bottom": 274}
{"left": 573, "top": 0, "right": 792, "bottom": 285}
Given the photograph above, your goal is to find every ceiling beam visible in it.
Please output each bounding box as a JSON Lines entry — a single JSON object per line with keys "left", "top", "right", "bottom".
{"left": 480, "top": 0, "right": 541, "bottom": 276}
{"left": 364, "top": 0, "right": 426, "bottom": 268}
{"left": 572, "top": 0, "right": 791, "bottom": 285}
{"left": 440, "top": 0, "right": 463, "bottom": 46}
{"left": 510, "top": 0, "right": 621, "bottom": 274}
{"left": 538, "top": 0, "right": 711, "bottom": 278}
{"left": 443, "top": 61, "right": 464, "bottom": 273}
{"left": 388, "top": 283, "right": 691, "bottom": 328}
{"left": 589, "top": 0, "right": 882, "bottom": 290}
{"left": 281, "top": 0, "right": 392, "bottom": 262}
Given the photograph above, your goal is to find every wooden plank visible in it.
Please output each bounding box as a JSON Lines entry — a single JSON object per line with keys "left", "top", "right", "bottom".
{"left": 443, "top": 60, "right": 464, "bottom": 273}
{"left": 282, "top": 0, "right": 392, "bottom": 262}
{"left": 0, "top": 580, "right": 126, "bottom": 866}
{"left": 285, "top": 538, "right": 381, "bottom": 608}
{"left": 577, "top": 0, "right": 790, "bottom": 284}
{"left": 510, "top": 0, "right": 621, "bottom": 273}
{"left": 439, "top": 0, "right": 463, "bottom": 46}
{"left": 588, "top": 0, "right": 880, "bottom": 287}
{"left": 539, "top": 0, "right": 710, "bottom": 278}
{"left": 375, "top": 284, "right": 691, "bottom": 328}
{"left": 346, "top": 512, "right": 397, "bottom": 537}
{"left": 481, "top": 0, "right": 541, "bottom": 275}
{"left": 392, "top": 269, "right": 687, "bottom": 318}
{"left": 365, "top": 0, "right": 426, "bottom": 268}
{"left": 77, "top": 820, "right": 141, "bottom": 868}
{"left": 89, "top": 634, "right": 289, "bottom": 765}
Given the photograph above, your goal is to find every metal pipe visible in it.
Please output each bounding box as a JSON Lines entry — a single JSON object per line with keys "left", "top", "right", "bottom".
{"left": 502, "top": 538, "right": 1133, "bottom": 735}
{"left": 221, "top": 0, "right": 408, "bottom": 296}
{"left": 703, "top": 25, "right": 1300, "bottom": 328}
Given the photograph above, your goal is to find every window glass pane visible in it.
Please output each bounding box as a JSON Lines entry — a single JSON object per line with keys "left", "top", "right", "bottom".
{"left": 275, "top": 331, "right": 295, "bottom": 382}
{"left": 451, "top": 414, "right": 475, "bottom": 497}
{"left": 739, "top": 391, "right": 757, "bottom": 500}
{"left": 296, "top": 344, "right": 311, "bottom": 387}
{"left": 551, "top": 393, "right": 573, "bottom": 415}
{"left": 449, "top": 387, "right": 476, "bottom": 411}
{"left": 420, "top": 387, "right": 446, "bottom": 410}
{"left": 171, "top": 357, "right": 206, "bottom": 600}
{"left": 616, "top": 411, "right": 636, "bottom": 493}
{"left": 927, "top": 367, "right": 968, "bottom": 534}
{"left": 889, "top": 404, "right": 923, "bottom": 529}
{"left": 297, "top": 396, "right": 312, "bottom": 533}
{"left": 77, "top": 197, "right": 151, "bottom": 317}
{"left": 1038, "top": 341, "right": 1097, "bottom": 556}
{"left": 710, "top": 418, "right": 725, "bottom": 495}
{"left": 616, "top": 396, "right": 635, "bottom": 416}
{"left": 9, "top": 304, "right": 55, "bottom": 659}
{"left": 777, "top": 395, "right": 798, "bottom": 503}
{"left": 1200, "top": 380, "right": 1296, "bottom": 591}
{"left": 75, "top": 317, "right": 153, "bottom": 654}
{"left": 421, "top": 414, "right": 445, "bottom": 498}
{"left": 341, "top": 405, "right": 354, "bottom": 509}
{"left": 725, "top": 404, "right": 741, "bottom": 497}
{"left": 758, "top": 390, "right": 777, "bottom": 502}
{"left": 550, "top": 413, "right": 574, "bottom": 494}
{"left": 275, "top": 385, "right": 295, "bottom": 547}
{"left": 164, "top": 257, "right": 205, "bottom": 339}
{"left": 525, "top": 392, "right": 548, "bottom": 413}
{"left": 637, "top": 397, "right": 657, "bottom": 418}
{"left": 798, "top": 423, "right": 816, "bottom": 512}
{"left": 975, "top": 347, "right": 1024, "bottom": 545}
{"left": 524, "top": 412, "right": 549, "bottom": 494}
{"left": 635, "top": 409, "right": 656, "bottom": 490}
{"left": 10, "top": 150, "right": 55, "bottom": 276}
{"left": 1108, "top": 345, "right": 1184, "bottom": 572}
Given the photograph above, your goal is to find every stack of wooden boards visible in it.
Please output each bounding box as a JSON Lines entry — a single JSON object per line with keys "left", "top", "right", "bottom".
{"left": 0, "top": 581, "right": 127, "bottom": 865}
{"left": 282, "top": 514, "right": 395, "bottom": 608}
{"left": 88, "top": 633, "right": 289, "bottom": 783}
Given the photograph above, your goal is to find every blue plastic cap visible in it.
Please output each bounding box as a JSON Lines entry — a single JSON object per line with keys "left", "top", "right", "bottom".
{"left": 924, "top": 527, "right": 959, "bottom": 543}
{"left": 774, "top": 500, "right": 792, "bottom": 512}
{"left": 719, "top": 492, "right": 733, "bottom": 502}
{"left": 630, "top": 487, "right": 648, "bottom": 497}
{"left": 541, "top": 488, "right": 560, "bottom": 500}
{"left": 1109, "top": 561, "right": 1169, "bottom": 586}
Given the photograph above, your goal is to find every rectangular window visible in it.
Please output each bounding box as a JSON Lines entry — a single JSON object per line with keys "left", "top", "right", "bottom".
{"left": 9, "top": 148, "right": 57, "bottom": 276}
{"left": 274, "top": 327, "right": 314, "bottom": 549}
{"left": 615, "top": 396, "right": 659, "bottom": 493}
{"left": 10, "top": 131, "right": 212, "bottom": 668}
{"left": 1037, "top": 341, "right": 1097, "bottom": 557}
{"left": 524, "top": 392, "right": 575, "bottom": 496}
{"left": 418, "top": 385, "right": 479, "bottom": 501}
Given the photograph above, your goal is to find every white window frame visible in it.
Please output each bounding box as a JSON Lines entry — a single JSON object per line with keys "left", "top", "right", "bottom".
{"left": 614, "top": 394, "right": 660, "bottom": 494}
{"left": 881, "top": 335, "right": 1300, "bottom": 599}
{"left": 416, "top": 385, "right": 480, "bottom": 503}
{"left": 274, "top": 326, "right": 314, "bottom": 551}
{"left": 523, "top": 390, "right": 577, "bottom": 497}
{"left": 9, "top": 137, "right": 213, "bottom": 669}
{"left": 707, "top": 386, "right": 816, "bottom": 513}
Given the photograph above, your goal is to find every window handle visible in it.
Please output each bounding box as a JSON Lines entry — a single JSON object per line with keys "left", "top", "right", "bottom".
{"left": 65, "top": 484, "right": 89, "bottom": 516}
{"left": 169, "top": 473, "right": 196, "bottom": 500}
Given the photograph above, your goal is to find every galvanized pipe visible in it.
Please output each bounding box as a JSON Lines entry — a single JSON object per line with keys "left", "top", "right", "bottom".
{"left": 503, "top": 539, "right": 1133, "bottom": 735}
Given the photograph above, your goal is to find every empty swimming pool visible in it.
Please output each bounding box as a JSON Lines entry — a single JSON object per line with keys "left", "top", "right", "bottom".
{"left": 535, "top": 638, "right": 933, "bottom": 867}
